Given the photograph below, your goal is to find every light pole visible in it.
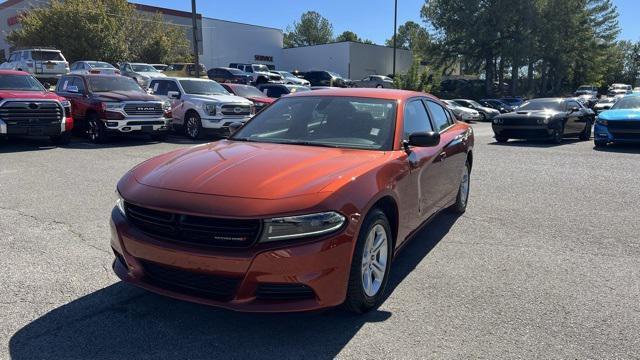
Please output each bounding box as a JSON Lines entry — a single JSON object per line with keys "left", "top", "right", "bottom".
{"left": 191, "top": 0, "right": 200, "bottom": 77}
{"left": 392, "top": 0, "right": 397, "bottom": 78}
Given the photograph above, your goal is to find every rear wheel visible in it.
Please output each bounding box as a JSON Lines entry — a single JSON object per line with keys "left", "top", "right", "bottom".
{"left": 449, "top": 161, "right": 471, "bottom": 214}
{"left": 375, "top": 84, "right": 383, "bottom": 88}
{"left": 480, "top": 113, "right": 487, "bottom": 122}
{"left": 184, "top": 112, "right": 203, "bottom": 140}
{"left": 343, "top": 209, "right": 393, "bottom": 313}
{"left": 87, "top": 114, "right": 109, "bottom": 143}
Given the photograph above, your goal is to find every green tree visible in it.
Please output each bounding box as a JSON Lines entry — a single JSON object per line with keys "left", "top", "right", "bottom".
{"left": 336, "top": 30, "right": 361, "bottom": 42}
{"left": 7, "top": 0, "right": 190, "bottom": 64}
{"left": 284, "top": 11, "right": 333, "bottom": 47}
{"left": 385, "top": 21, "right": 430, "bottom": 54}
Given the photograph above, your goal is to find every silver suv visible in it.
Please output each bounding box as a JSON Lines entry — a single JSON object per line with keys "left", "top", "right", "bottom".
{"left": 0, "top": 48, "right": 69, "bottom": 85}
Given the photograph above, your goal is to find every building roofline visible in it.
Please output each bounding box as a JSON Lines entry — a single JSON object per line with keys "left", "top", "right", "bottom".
{"left": 202, "top": 17, "right": 283, "bottom": 32}
{"left": 283, "top": 40, "right": 409, "bottom": 50}
{"left": 133, "top": 3, "right": 201, "bottom": 19}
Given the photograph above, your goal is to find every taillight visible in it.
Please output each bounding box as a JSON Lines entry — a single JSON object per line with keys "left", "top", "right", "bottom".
{"left": 26, "top": 61, "right": 34, "bottom": 68}
{"left": 65, "top": 116, "right": 73, "bottom": 131}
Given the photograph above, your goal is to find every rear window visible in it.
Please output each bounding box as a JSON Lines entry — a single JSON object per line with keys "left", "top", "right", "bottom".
{"left": 0, "top": 74, "right": 45, "bottom": 91}
{"left": 32, "top": 51, "right": 64, "bottom": 61}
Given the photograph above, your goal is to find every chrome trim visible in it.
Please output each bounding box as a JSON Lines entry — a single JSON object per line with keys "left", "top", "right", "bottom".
{"left": 0, "top": 119, "right": 6, "bottom": 134}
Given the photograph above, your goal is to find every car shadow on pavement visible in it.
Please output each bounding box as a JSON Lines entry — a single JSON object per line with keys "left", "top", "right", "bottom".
{"left": 8, "top": 212, "right": 458, "bottom": 360}
{"left": 0, "top": 137, "right": 61, "bottom": 153}
{"left": 488, "top": 138, "right": 583, "bottom": 148}
{"left": 593, "top": 143, "right": 640, "bottom": 154}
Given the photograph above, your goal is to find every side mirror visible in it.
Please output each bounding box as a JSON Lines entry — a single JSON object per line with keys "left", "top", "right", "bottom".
{"left": 227, "top": 122, "right": 243, "bottom": 136}
{"left": 407, "top": 131, "right": 440, "bottom": 148}
{"left": 67, "top": 85, "right": 79, "bottom": 93}
{"left": 168, "top": 91, "right": 180, "bottom": 99}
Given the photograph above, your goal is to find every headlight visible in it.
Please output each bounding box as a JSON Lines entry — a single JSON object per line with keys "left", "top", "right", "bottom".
{"left": 162, "top": 100, "right": 171, "bottom": 111}
{"left": 537, "top": 117, "right": 550, "bottom": 124}
{"left": 102, "top": 102, "right": 123, "bottom": 111}
{"left": 60, "top": 100, "right": 71, "bottom": 115}
{"left": 259, "top": 211, "right": 346, "bottom": 243}
{"left": 596, "top": 117, "right": 608, "bottom": 126}
{"left": 203, "top": 103, "right": 217, "bottom": 115}
{"left": 114, "top": 189, "right": 126, "bottom": 216}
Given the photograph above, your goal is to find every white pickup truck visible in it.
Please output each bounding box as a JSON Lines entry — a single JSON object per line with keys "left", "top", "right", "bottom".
{"left": 149, "top": 77, "right": 254, "bottom": 139}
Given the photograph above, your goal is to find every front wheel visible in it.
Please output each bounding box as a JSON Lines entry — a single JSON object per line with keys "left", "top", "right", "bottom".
{"left": 551, "top": 124, "right": 564, "bottom": 144}
{"left": 375, "top": 84, "right": 383, "bottom": 88}
{"left": 184, "top": 112, "right": 203, "bottom": 140}
{"left": 87, "top": 115, "right": 109, "bottom": 143}
{"left": 449, "top": 161, "right": 471, "bottom": 214}
{"left": 343, "top": 209, "right": 393, "bottom": 313}
{"left": 579, "top": 121, "right": 592, "bottom": 141}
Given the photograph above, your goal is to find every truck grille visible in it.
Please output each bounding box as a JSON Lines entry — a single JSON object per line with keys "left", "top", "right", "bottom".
{"left": 140, "top": 260, "right": 241, "bottom": 301}
{"left": 123, "top": 103, "right": 163, "bottom": 116}
{"left": 124, "top": 202, "right": 262, "bottom": 248}
{"left": 0, "top": 101, "right": 62, "bottom": 126}
{"left": 221, "top": 104, "right": 251, "bottom": 116}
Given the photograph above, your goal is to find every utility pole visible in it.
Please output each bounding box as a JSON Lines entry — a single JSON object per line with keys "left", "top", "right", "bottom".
{"left": 392, "top": 0, "right": 397, "bottom": 78}
{"left": 191, "top": 0, "right": 200, "bottom": 77}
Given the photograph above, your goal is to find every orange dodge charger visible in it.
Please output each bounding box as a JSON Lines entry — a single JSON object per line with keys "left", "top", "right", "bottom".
{"left": 111, "top": 88, "right": 474, "bottom": 313}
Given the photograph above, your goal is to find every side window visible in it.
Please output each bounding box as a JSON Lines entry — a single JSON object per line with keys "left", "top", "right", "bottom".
{"left": 566, "top": 100, "right": 581, "bottom": 111}
{"left": 22, "top": 51, "right": 28, "bottom": 60}
{"left": 425, "top": 101, "right": 452, "bottom": 132}
{"left": 72, "top": 77, "right": 86, "bottom": 93}
{"left": 151, "top": 80, "right": 168, "bottom": 95}
{"left": 267, "top": 87, "right": 285, "bottom": 98}
{"left": 166, "top": 81, "right": 180, "bottom": 94}
{"left": 403, "top": 99, "right": 433, "bottom": 140}
{"left": 56, "top": 76, "right": 70, "bottom": 92}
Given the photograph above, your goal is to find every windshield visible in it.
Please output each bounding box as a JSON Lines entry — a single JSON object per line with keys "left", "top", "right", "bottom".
{"left": 131, "top": 64, "right": 158, "bottom": 72}
{"left": 88, "top": 62, "right": 115, "bottom": 69}
{"left": 611, "top": 96, "right": 640, "bottom": 109}
{"left": 518, "top": 99, "right": 564, "bottom": 111}
{"left": 180, "top": 80, "right": 229, "bottom": 95}
{"left": 0, "top": 74, "right": 45, "bottom": 91}
{"left": 231, "top": 85, "right": 265, "bottom": 98}
{"left": 278, "top": 71, "right": 294, "bottom": 78}
{"left": 577, "top": 86, "right": 594, "bottom": 91}
{"left": 232, "top": 96, "right": 397, "bottom": 150}
{"left": 88, "top": 76, "right": 144, "bottom": 93}
{"left": 32, "top": 51, "right": 64, "bottom": 61}
{"left": 599, "top": 98, "right": 616, "bottom": 104}
{"left": 253, "top": 65, "right": 269, "bottom": 73}
{"left": 228, "top": 68, "right": 246, "bottom": 75}
{"left": 328, "top": 72, "right": 342, "bottom": 78}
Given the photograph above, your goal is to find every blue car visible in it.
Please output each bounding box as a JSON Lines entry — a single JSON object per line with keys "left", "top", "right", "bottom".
{"left": 594, "top": 94, "right": 640, "bottom": 147}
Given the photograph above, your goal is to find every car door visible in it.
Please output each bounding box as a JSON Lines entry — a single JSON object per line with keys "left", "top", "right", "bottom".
{"left": 424, "top": 99, "right": 469, "bottom": 209}
{"left": 399, "top": 98, "right": 447, "bottom": 233}
{"left": 56, "top": 75, "right": 89, "bottom": 124}
{"left": 166, "top": 80, "right": 186, "bottom": 124}
{"left": 564, "top": 100, "right": 584, "bottom": 134}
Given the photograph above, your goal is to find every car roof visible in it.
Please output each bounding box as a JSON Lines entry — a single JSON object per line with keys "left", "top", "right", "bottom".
{"left": 289, "top": 88, "right": 437, "bottom": 101}
{"left": 0, "top": 69, "right": 30, "bottom": 76}
{"left": 161, "top": 76, "right": 211, "bottom": 81}
{"left": 65, "top": 73, "right": 128, "bottom": 79}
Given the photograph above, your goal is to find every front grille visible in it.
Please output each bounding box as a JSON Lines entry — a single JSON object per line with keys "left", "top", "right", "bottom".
{"left": 256, "top": 283, "right": 316, "bottom": 300}
{"left": 607, "top": 120, "right": 640, "bottom": 130}
{"left": 500, "top": 116, "right": 543, "bottom": 126}
{"left": 124, "top": 202, "right": 262, "bottom": 248}
{"left": 611, "top": 132, "right": 640, "bottom": 140}
{"left": 0, "top": 101, "right": 62, "bottom": 126}
{"left": 221, "top": 104, "right": 251, "bottom": 116}
{"left": 268, "top": 75, "right": 281, "bottom": 81}
{"left": 126, "top": 120, "right": 165, "bottom": 126}
{"left": 140, "top": 260, "right": 241, "bottom": 301}
{"left": 123, "top": 103, "right": 164, "bottom": 116}
{"left": 498, "top": 129, "right": 550, "bottom": 139}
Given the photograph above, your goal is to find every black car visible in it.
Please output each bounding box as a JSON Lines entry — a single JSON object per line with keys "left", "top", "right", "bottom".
{"left": 207, "top": 67, "right": 252, "bottom": 84}
{"left": 479, "top": 99, "right": 514, "bottom": 113}
{"left": 256, "top": 84, "right": 311, "bottom": 98}
{"left": 302, "top": 71, "right": 349, "bottom": 88}
{"left": 492, "top": 98, "right": 595, "bottom": 144}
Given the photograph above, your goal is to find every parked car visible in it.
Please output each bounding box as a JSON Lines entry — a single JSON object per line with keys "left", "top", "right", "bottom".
{"left": 151, "top": 64, "right": 168, "bottom": 72}
{"left": 594, "top": 94, "right": 640, "bottom": 147}
{"left": 119, "top": 62, "right": 166, "bottom": 88}
{"left": 608, "top": 83, "right": 631, "bottom": 93}
{"left": 220, "top": 83, "right": 274, "bottom": 112}
{"left": 452, "top": 99, "right": 500, "bottom": 121}
{"left": 207, "top": 67, "right": 253, "bottom": 84}
{"left": 492, "top": 98, "right": 594, "bottom": 144}
{"left": 70, "top": 61, "right": 120, "bottom": 75}
{"left": 633, "top": 87, "right": 640, "bottom": 93}
{"left": 271, "top": 70, "right": 310, "bottom": 86}
{"left": 110, "top": 88, "right": 474, "bottom": 313}
{"left": 478, "top": 99, "right": 513, "bottom": 113}
{"left": 55, "top": 74, "right": 171, "bottom": 143}
{"left": 257, "top": 83, "right": 311, "bottom": 98}
{"left": 0, "top": 48, "right": 69, "bottom": 85}
{"left": 593, "top": 97, "right": 616, "bottom": 114}
{"left": 149, "top": 77, "right": 254, "bottom": 139}
{"left": 354, "top": 75, "right": 394, "bottom": 88}
{"left": 0, "top": 70, "right": 73, "bottom": 144}
{"left": 303, "top": 71, "right": 349, "bottom": 88}
{"left": 500, "top": 97, "right": 526, "bottom": 108}
{"left": 443, "top": 100, "right": 481, "bottom": 122}
{"left": 608, "top": 88, "right": 631, "bottom": 98}
{"left": 575, "top": 84, "right": 598, "bottom": 97}
{"left": 163, "top": 63, "right": 208, "bottom": 78}
{"left": 575, "top": 94, "right": 598, "bottom": 109}
{"left": 228, "top": 63, "right": 284, "bottom": 84}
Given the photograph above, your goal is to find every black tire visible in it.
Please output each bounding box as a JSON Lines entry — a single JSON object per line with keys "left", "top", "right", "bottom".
{"left": 343, "top": 208, "right": 393, "bottom": 313}
{"left": 594, "top": 139, "right": 608, "bottom": 148}
{"left": 449, "top": 161, "right": 471, "bottom": 214}
{"left": 87, "top": 114, "right": 109, "bottom": 143}
{"left": 579, "top": 121, "right": 592, "bottom": 141}
{"left": 150, "top": 132, "right": 168, "bottom": 141}
{"left": 50, "top": 131, "right": 71, "bottom": 145}
{"left": 256, "top": 76, "right": 267, "bottom": 85}
{"left": 184, "top": 112, "right": 203, "bottom": 140}
{"left": 495, "top": 136, "right": 509, "bottom": 143}
{"left": 480, "top": 112, "right": 487, "bottom": 122}
{"left": 376, "top": 84, "right": 383, "bottom": 88}
{"left": 551, "top": 124, "right": 564, "bottom": 144}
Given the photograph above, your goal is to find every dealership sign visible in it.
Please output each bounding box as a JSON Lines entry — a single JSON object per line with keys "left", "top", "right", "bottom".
{"left": 254, "top": 55, "right": 273, "bottom": 62}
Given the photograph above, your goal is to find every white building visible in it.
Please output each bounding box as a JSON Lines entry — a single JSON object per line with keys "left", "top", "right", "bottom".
{"left": 282, "top": 41, "right": 413, "bottom": 80}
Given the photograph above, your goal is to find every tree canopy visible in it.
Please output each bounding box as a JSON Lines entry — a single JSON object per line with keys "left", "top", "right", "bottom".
{"left": 7, "top": 0, "right": 191, "bottom": 64}
{"left": 284, "top": 11, "right": 334, "bottom": 47}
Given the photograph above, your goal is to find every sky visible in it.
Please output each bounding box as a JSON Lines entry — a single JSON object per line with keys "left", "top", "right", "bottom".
{"left": 134, "top": 0, "right": 640, "bottom": 45}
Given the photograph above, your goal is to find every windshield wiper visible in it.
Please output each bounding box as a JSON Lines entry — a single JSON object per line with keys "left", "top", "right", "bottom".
{"left": 275, "top": 140, "right": 342, "bottom": 148}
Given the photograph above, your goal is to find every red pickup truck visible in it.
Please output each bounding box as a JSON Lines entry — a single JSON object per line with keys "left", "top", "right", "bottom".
{"left": 0, "top": 70, "right": 73, "bottom": 144}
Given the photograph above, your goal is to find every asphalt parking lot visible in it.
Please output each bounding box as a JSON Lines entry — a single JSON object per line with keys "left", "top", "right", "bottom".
{"left": 1, "top": 123, "right": 639, "bottom": 359}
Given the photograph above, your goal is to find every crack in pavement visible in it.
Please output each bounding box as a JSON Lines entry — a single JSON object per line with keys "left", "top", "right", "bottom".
{"left": 0, "top": 206, "right": 110, "bottom": 255}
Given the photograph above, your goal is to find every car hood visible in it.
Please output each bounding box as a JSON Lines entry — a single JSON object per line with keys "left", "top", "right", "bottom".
{"left": 598, "top": 109, "right": 640, "bottom": 121}
{"left": 91, "top": 91, "right": 160, "bottom": 102}
{"left": 186, "top": 93, "right": 252, "bottom": 104}
{"left": 247, "top": 96, "right": 275, "bottom": 104}
{"left": 132, "top": 140, "right": 386, "bottom": 199}
{"left": 456, "top": 107, "right": 478, "bottom": 114}
{"left": 498, "top": 110, "right": 562, "bottom": 119}
{"left": 0, "top": 90, "right": 62, "bottom": 100}
{"left": 136, "top": 71, "right": 166, "bottom": 79}
{"left": 479, "top": 106, "right": 500, "bottom": 114}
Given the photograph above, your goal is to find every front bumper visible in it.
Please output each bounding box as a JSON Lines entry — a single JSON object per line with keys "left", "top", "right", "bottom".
{"left": 110, "top": 208, "right": 354, "bottom": 312}
{"left": 104, "top": 118, "right": 171, "bottom": 134}
{"left": 460, "top": 112, "right": 481, "bottom": 121}
{"left": 594, "top": 123, "right": 640, "bottom": 143}
{"left": 0, "top": 119, "right": 64, "bottom": 137}
{"left": 200, "top": 115, "right": 252, "bottom": 130}
{"left": 492, "top": 124, "right": 556, "bottom": 139}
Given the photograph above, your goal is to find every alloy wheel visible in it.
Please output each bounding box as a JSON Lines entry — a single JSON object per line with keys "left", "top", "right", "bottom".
{"left": 361, "top": 224, "right": 388, "bottom": 297}
{"left": 186, "top": 116, "right": 199, "bottom": 139}
{"left": 460, "top": 165, "right": 470, "bottom": 208}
